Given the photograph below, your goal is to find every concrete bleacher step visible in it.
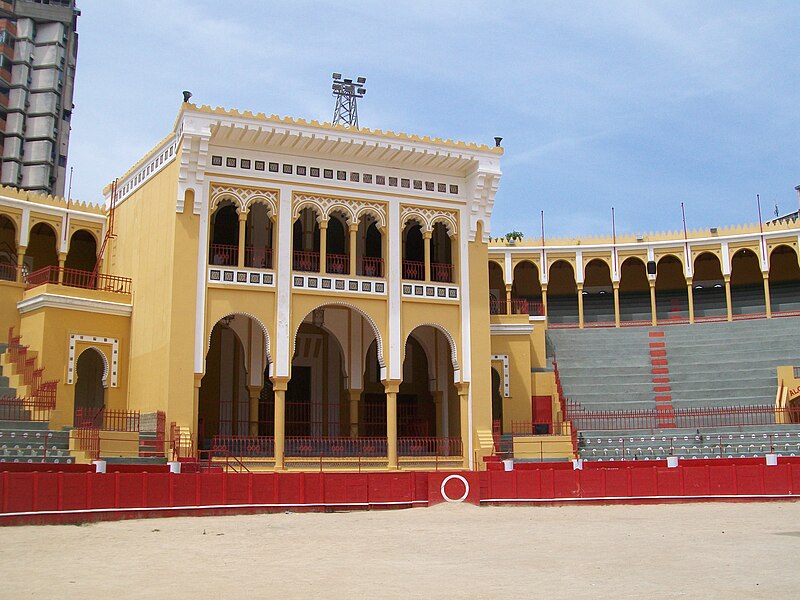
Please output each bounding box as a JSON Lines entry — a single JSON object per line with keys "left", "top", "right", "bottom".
{"left": 104, "top": 456, "right": 167, "bottom": 465}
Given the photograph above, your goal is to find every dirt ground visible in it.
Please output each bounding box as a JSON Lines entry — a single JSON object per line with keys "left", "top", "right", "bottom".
{"left": 2, "top": 501, "right": 799, "bottom": 599}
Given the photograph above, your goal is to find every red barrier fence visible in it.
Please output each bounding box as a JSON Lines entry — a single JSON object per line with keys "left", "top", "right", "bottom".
{"left": 73, "top": 427, "right": 100, "bottom": 460}
{"left": 0, "top": 397, "right": 55, "bottom": 421}
{"left": 565, "top": 403, "right": 800, "bottom": 432}
{"left": 2, "top": 459, "right": 800, "bottom": 525}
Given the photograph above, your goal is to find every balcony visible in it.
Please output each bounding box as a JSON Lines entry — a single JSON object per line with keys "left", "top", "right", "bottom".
{"left": 402, "top": 260, "right": 424, "bottom": 280}
{"left": 244, "top": 246, "right": 272, "bottom": 269}
{"left": 26, "top": 266, "right": 131, "bottom": 295}
{"left": 209, "top": 243, "right": 237, "bottom": 267}
{"left": 360, "top": 256, "right": 383, "bottom": 278}
{"left": 490, "top": 297, "right": 544, "bottom": 316}
{"left": 325, "top": 252, "right": 349, "bottom": 275}
{"left": 431, "top": 262, "right": 453, "bottom": 283}
{"left": 293, "top": 250, "right": 320, "bottom": 273}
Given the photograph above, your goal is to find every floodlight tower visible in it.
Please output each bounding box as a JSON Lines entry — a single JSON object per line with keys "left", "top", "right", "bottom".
{"left": 332, "top": 73, "right": 367, "bottom": 128}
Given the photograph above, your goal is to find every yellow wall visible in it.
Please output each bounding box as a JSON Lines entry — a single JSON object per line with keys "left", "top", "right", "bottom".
{"left": 0, "top": 282, "right": 23, "bottom": 341}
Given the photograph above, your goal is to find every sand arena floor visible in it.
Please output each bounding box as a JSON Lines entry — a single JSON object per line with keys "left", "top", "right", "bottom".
{"left": 2, "top": 501, "right": 799, "bottom": 599}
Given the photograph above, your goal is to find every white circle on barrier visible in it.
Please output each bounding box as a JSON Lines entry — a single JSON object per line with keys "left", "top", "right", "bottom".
{"left": 440, "top": 474, "right": 469, "bottom": 503}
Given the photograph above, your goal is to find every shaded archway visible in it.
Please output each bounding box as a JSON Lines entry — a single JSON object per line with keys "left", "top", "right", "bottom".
{"left": 769, "top": 245, "right": 800, "bottom": 313}
{"left": 730, "top": 248, "right": 765, "bottom": 315}
{"left": 64, "top": 230, "right": 97, "bottom": 288}
{"left": 0, "top": 214, "right": 17, "bottom": 281}
{"left": 292, "top": 206, "right": 321, "bottom": 272}
{"left": 24, "top": 222, "right": 58, "bottom": 276}
{"left": 655, "top": 255, "right": 687, "bottom": 322}
{"left": 547, "top": 260, "right": 578, "bottom": 324}
{"left": 692, "top": 252, "right": 726, "bottom": 318}
{"left": 431, "top": 221, "right": 454, "bottom": 283}
{"left": 402, "top": 221, "right": 424, "bottom": 280}
{"left": 325, "top": 212, "right": 349, "bottom": 274}
{"left": 491, "top": 367, "right": 503, "bottom": 427}
{"left": 511, "top": 260, "right": 542, "bottom": 316}
{"left": 488, "top": 261, "right": 505, "bottom": 314}
{"left": 73, "top": 348, "right": 105, "bottom": 426}
{"left": 582, "top": 259, "right": 613, "bottom": 323}
{"left": 619, "top": 257, "right": 650, "bottom": 323}
{"left": 209, "top": 201, "right": 239, "bottom": 266}
{"left": 358, "top": 215, "right": 383, "bottom": 277}
{"left": 244, "top": 203, "right": 273, "bottom": 268}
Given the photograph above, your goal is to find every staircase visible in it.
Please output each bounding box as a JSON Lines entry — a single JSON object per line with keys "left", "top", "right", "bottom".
{"left": 0, "top": 420, "right": 74, "bottom": 464}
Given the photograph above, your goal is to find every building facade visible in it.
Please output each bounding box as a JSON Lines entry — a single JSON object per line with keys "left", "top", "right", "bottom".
{"left": 0, "top": 100, "right": 798, "bottom": 470}
{"left": 0, "top": 0, "right": 79, "bottom": 197}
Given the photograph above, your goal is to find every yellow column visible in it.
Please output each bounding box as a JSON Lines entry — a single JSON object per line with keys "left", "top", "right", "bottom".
{"left": 423, "top": 230, "right": 432, "bottom": 282}
{"left": 505, "top": 284, "right": 512, "bottom": 314}
{"left": 237, "top": 212, "right": 247, "bottom": 268}
{"left": 384, "top": 380, "right": 400, "bottom": 469}
{"left": 318, "top": 219, "right": 328, "bottom": 274}
{"left": 349, "top": 389, "right": 360, "bottom": 437}
{"left": 613, "top": 282, "right": 620, "bottom": 327}
{"left": 724, "top": 276, "right": 733, "bottom": 322}
{"left": 16, "top": 246, "right": 26, "bottom": 283}
{"left": 687, "top": 279, "right": 695, "bottom": 324}
{"left": 649, "top": 281, "right": 657, "bottom": 326}
{"left": 349, "top": 222, "right": 359, "bottom": 276}
{"left": 248, "top": 386, "right": 260, "bottom": 436}
{"left": 457, "top": 382, "right": 470, "bottom": 469}
{"left": 273, "top": 377, "right": 289, "bottom": 470}
{"left": 577, "top": 284, "right": 584, "bottom": 329}
{"left": 763, "top": 274, "right": 772, "bottom": 318}
{"left": 57, "top": 252, "right": 66, "bottom": 283}
{"left": 541, "top": 285, "right": 548, "bottom": 321}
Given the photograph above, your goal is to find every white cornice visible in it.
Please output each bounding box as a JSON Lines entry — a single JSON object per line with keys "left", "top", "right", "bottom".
{"left": 17, "top": 293, "right": 132, "bottom": 317}
{"left": 490, "top": 322, "right": 534, "bottom": 336}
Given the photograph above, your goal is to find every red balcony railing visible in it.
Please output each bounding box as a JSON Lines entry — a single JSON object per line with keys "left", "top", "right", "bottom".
{"left": 0, "top": 396, "right": 54, "bottom": 421}
{"left": 398, "top": 436, "right": 462, "bottom": 456}
{"left": 244, "top": 246, "right": 272, "bottom": 269}
{"left": 285, "top": 436, "right": 387, "bottom": 457}
{"left": 326, "top": 252, "right": 349, "bottom": 274}
{"left": 211, "top": 435, "right": 274, "bottom": 457}
{"left": 431, "top": 262, "right": 453, "bottom": 283}
{"left": 293, "top": 250, "right": 320, "bottom": 272}
{"left": 0, "top": 261, "right": 17, "bottom": 281}
{"left": 209, "top": 243, "right": 238, "bottom": 266}
{"left": 361, "top": 256, "right": 383, "bottom": 278}
{"left": 25, "top": 266, "right": 132, "bottom": 294}
{"left": 402, "top": 260, "right": 424, "bottom": 280}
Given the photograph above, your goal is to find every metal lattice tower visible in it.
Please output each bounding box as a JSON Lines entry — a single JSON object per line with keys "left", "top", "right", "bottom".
{"left": 332, "top": 73, "right": 366, "bottom": 128}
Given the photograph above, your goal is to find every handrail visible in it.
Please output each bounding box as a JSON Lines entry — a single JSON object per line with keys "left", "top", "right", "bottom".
{"left": 25, "top": 266, "right": 132, "bottom": 294}
{"left": 209, "top": 243, "right": 238, "bottom": 266}
{"left": 293, "top": 250, "right": 320, "bottom": 272}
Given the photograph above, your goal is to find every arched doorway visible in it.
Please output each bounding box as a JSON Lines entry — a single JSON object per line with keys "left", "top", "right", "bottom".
{"left": 655, "top": 255, "right": 687, "bottom": 322}
{"left": 583, "top": 259, "right": 614, "bottom": 323}
{"left": 73, "top": 348, "right": 105, "bottom": 426}
{"left": 209, "top": 201, "right": 239, "bottom": 266}
{"left": 64, "top": 230, "right": 97, "bottom": 288}
{"left": 491, "top": 367, "right": 503, "bottom": 426}
{"left": 402, "top": 220, "right": 424, "bottom": 280}
{"left": 693, "top": 252, "right": 726, "bottom": 318}
{"left": 0, "top": 214, "right": 17, "bottom": 281}
{"left": 730, "top": 248, "right": 765, "bottom": 315}
{"left": 401, "top": 325, "right": 461, "bottom": 456}
{"left": 488, "top": 261, "right": 505, "bottom": 314}
{"left": 547, "top": 260, "right": 578, "bottom": 324}
{"left": 769, "top": 245, "right": 800, "bottom": 313}
{"left": 619, "top": 257, "right": 650, "bottom": 323}
{"left": 24, "top": 222, "right": 58, "bottom": 278}
{"left": 511, "top": 260, "right": 542, "bottom": 316}
{"left": 325, "top": 212, "right": 349, "bottom": 274}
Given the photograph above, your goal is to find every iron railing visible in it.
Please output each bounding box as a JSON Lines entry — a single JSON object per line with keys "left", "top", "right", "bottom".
{"left": 25, "top": 266, "right": 132, "bottom": 294}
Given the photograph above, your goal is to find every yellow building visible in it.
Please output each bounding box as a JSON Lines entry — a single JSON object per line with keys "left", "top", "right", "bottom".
{"left": 0, "top": 100, "right": 798, "bottom": 470}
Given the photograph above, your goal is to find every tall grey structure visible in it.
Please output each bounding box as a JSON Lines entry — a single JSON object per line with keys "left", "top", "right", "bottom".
{"left": 0, "top": 0, "right": 79, "bottom": 197}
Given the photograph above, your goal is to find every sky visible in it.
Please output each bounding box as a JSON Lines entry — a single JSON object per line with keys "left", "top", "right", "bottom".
{"left": 68, "top": 0, "right": 800, "bottom": 239}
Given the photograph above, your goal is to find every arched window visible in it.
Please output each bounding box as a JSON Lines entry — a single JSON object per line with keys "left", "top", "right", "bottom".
{"left": 402, "top": 221, "right": 424, "bottom": 280}
{"left": 0, "top": 215, "right": 17, "bottom": 281}
{"left": 209, "top": 201, "right": 239, "bottom": 266}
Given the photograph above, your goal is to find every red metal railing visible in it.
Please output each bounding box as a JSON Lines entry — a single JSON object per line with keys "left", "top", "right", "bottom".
{"left": 326, "top": 252, "right": 349, "bottom": 274}
{"left": 490, "top": 296, "right": 506, "bottom": 315}
{"left": 510, "top": 421, "right": 572, "bottom": 436}
{"left": 0, "top": 396, "right": 54, "bottom": 421}
{"left": 209, "top": 243, "right": 238, "bottom": 266}
{"left": 75, "top": 408, "right": 140, "bottom": 432}
{"left": 402, "top": 260, "right": 424, "bottom": 280}
{"left": 244, "top": 246, "right": 272, "bottom": 269}
{"left": 211, "top": 435, "right": 274, "bottom": 457}
{"left": 0, "top": 262, "right": 17, "bottom": 281}
{"left": 398, "top": 436, "right": 462, "bottom": 456}
{"left": 361, "top": 256, "right": 383, "bottom": 277}
{"left": 170, "top": 422, "right": 194, "bottom": 461}
{"left": 293, "top": 250, "right": 320, "bottom": 272}
{"left": 74, "top": 426, "right": 100, "bottom": 460}
{"left": 564, "top": 402, "right": 800, "bottom": 432}
{"left": 285, "top": 436, "right": 387, "bottom": 457}
{"left": 431, "top": 262, "right": 453, "bottom": 283}
{"left": 491, "top": 297, "right": 544, "bottom": 316}
{"left": 25, "top": 266, "right": 132, "bottom": 294}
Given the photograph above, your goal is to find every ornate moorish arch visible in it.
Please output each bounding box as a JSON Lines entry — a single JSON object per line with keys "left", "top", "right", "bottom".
{"left": 404, "top": 323, "right": 460, "bottom": 375}
{"left": 206, "top": 311, "right": 272, "bottom": 368}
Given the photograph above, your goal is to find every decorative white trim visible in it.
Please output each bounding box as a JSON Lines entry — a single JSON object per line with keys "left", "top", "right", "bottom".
{"left": 275, "top": 185, "right": 294, "bottom": 378}
{"left": 210, "top": 184, "right": 278, "bottom": 216}
{"left": 107, "top": 136, "right": 179, "bottom": 209}
{"left": 388, "top": 202, "right": 401, "bottom": 382}
{"left": 491, "top": 354, "right": 510, "bottom": 397}
{"left": 208, "top": 267, "right": 275, "bottom": 287}
{"left": 17, "top": 294, "right": 132, "bottom": 317}
{"left": 401, "top": 282, "right": 459, "bottom": 301}
{"left": 490, "top": 323, "right": 534, "bottom": 336}
{"left": 67, "top": 335, "right": 119, "bottom": 387}
{"left": 207, "top": 312, "right": 272, "bottom": 372}
{"left": 293, "top": 193, "right": 386, "bottom": 229}
{"left": 400, "top": 205, "right": 458, "bottom": 235}
{"left": 292, "top": 273, "right": 386, "bottom": 296}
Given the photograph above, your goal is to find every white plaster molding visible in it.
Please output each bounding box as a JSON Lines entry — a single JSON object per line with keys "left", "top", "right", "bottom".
{"left": 491, "top": 354, "right": 510, "bottom": 397}
{"left": 208, "top": 267, "right": 275, "bottom": 288}
{"left": 210, "top": 184, "right": 278, "bottom": 216}
{"left": 388, "top": 201, "right": 401, "bottom": 382}
{"left": 193, "top": 185, "right": 210, "bottom": 373}
{"left": 274, "top": 185, "right": 294, "bottom": 378}
{"left": 400, "top": 205, "right": 459, "bottom": 236}
{"left": 293, "top": 193, "right": 386, "bottom": 229}
{"left": 292, "top": 274, "right": 385, "bottom": 296}
{"left": 575, "top": 250, "right": 584, "bottom": 284}
{"left": 401, "top": 282, "right": 459, "bottom": 301}
{"left": 503, "top": 252, "right": 512, "bottom": 286}
{"left": 490, "top": 323, "right": 535, "bottom": 335}
{"left": 17, "top": 294, "right": 132, "bottom": 317}
{"left": 721, "top": 242, "right": 731, "bottom": 276}
{"left": 67, "top": 335, "right": 119, "bottom": 387}
{"left": 466, "top": 165, "right": 501, "bottom": 242}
